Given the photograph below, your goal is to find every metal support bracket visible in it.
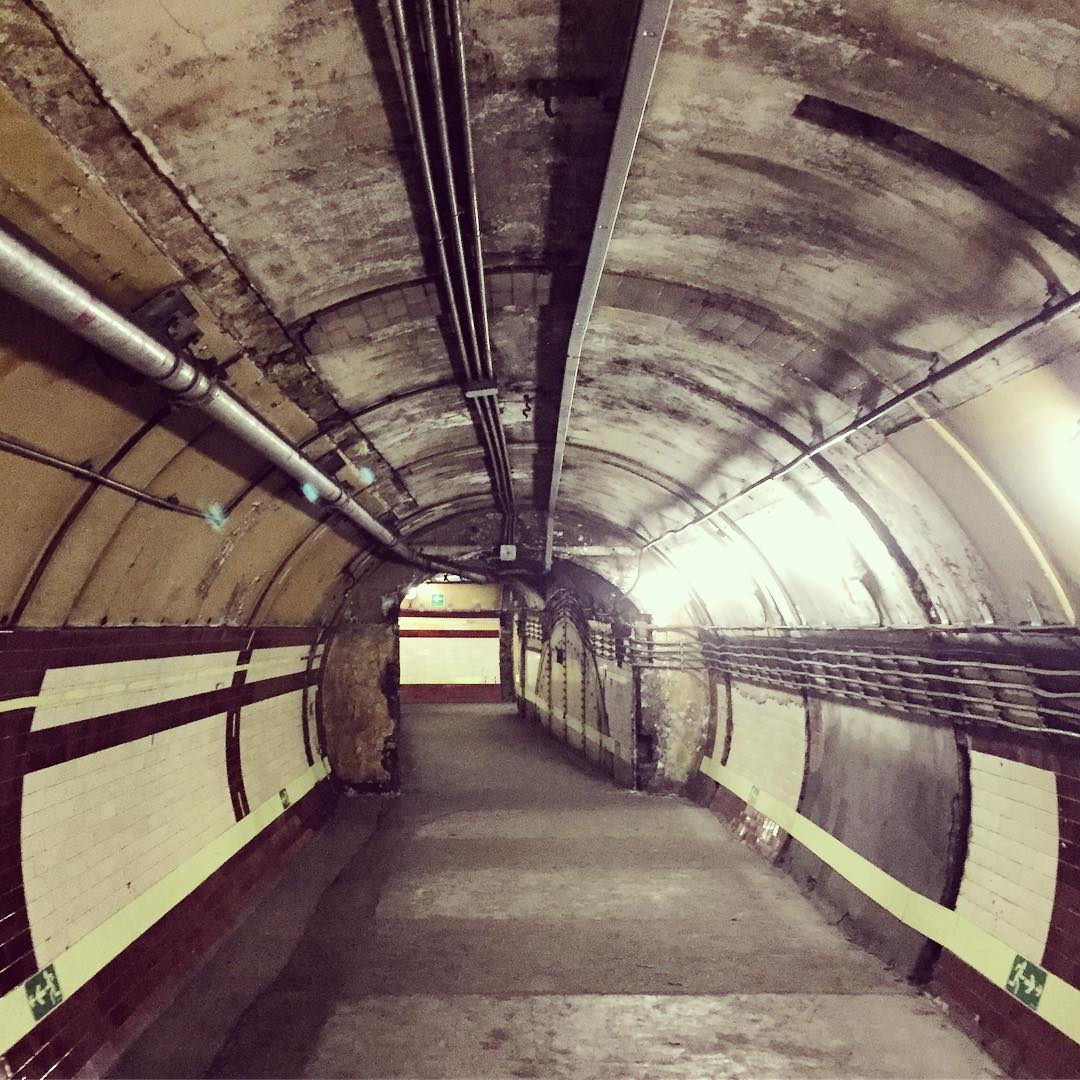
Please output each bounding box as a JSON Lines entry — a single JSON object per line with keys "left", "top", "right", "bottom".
{"left": 464, "top": 380, "right": 499, "bottom": 399}
{"left": 131, "top": 284, "right": 202, "bottom": 352}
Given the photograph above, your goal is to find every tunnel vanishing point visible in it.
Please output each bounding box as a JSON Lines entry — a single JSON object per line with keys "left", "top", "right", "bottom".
{"left": 0, "top": 0, "right": 1079, "bottom": 1076}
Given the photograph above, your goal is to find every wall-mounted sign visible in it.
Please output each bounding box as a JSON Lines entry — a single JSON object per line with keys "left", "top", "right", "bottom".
{"left": 1006, "top": 955, "right": 1046, "bottom": 1012}
{"left": 430, "top": 592, "right": 445, "bottom": 607}
{"left": 25, "top": 964, "right": 63, "bottom": 1021}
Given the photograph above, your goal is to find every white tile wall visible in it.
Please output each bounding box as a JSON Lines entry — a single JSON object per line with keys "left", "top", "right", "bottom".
{"left": 725, "top": 681, "right": 807, "bottom": 810}
{"left": 524, "top": 649, "right": 542, "bottom": 712}
{"left": 21, "top": 713, "right": 233, "bottom": 965}
{"left": 956, "top": 751, "right": 1059, "bottom": 962}
{"left": 399, "top": 637, "right": 500, "bottom": 685}
{"left": 239, "top": 689, "right": 308, "bottom": 811}
{"left": 599, "top": 661, "right": 634, "bottom": 753}
{"left": 31, "top": 652, "right": 239, "bottom": 730}
{"left": 245, "top": 645, "right": 313, "bottom": 684}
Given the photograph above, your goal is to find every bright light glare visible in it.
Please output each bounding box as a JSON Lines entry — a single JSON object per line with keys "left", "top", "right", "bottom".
{"left": 630, "top": 562, "right": 692, "bottom": 621}
{"left": 633, "top": 534, "right": 767, "bottom": 623}
{"left": 743, "top": 497, "right": 858, "bottom": 581}
{"left": 671, "top": 535, "right": 721, "bottom": 579}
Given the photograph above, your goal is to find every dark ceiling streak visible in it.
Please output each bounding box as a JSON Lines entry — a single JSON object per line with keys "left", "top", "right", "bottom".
{"left": 795, "top": 94, "right": 1080, "bottom": 264}
{"left": 391, "top": 438, "right": 709, "bottom": 524}
{"left": 591, "top": 365, "right": 940, "bottom": 622}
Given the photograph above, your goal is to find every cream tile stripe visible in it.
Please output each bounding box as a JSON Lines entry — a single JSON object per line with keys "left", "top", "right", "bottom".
{"left": 0, "top": 654, "right": 317, "bottom": 716}
{"left": 0, "top": 759, "right": 331, "bottom": 1057}
{"left": 699, "top": 753, "right": 1080, "bottom": 1046}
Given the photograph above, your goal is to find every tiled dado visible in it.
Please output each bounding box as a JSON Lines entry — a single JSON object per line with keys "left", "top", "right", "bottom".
{"left": 0, "top": 625, "right": 335, "bottom": 1079}
{"left": 929, "top": 732, "right": 1080, "bottom": 1078}
{"left": 695, "top": 689, "right": 1080, "bottom": 1079}
{"left": 4, "top": 779, "right": 337, "bottom": 1080}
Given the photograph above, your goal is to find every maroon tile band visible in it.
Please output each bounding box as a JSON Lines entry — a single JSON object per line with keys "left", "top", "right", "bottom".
{"left": 0, "top": 695, "right": 43, "bottom": 997}
{"left": 226, "top": 640, "right": 254, "bottom": 822}
{"left": 398, "top": 609, "right": 502, "bottom": 619}
{"left": 1, "top": 671, "right": 316, "bottom": 781}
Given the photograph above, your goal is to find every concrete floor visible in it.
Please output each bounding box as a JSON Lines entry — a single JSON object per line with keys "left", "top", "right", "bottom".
{"left": 115, "top": 703, "right": 999, "bottom": 1079}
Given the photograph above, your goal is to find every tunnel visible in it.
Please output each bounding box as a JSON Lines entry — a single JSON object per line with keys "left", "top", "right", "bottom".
{"left": 0, "top": 0, "right": 1079, "bottom": 1076}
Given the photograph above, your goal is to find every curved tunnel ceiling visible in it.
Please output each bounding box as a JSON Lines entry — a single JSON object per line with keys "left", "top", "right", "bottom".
{"left": 0, "top": 0, "right": 1078, "bottom": 630}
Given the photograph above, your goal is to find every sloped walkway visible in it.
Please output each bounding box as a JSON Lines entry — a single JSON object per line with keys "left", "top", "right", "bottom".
{"left": 116, "top": 703, "right": 997, "bottom": 1079}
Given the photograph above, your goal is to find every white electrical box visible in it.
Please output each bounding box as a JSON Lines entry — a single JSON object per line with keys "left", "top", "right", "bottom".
{"left": 499, "top": 544, "right": 517, "bottom": 562}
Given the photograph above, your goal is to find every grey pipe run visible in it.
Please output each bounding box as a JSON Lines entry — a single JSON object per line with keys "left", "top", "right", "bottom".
{"left": 446, "top": 0, "right": 517, "bottom": 532}
{"left": 448, "top": 0, "right": 493, "bottom": 383}
{"left": 0, "top": 226, "right": 487, "bottom": 584}
{"left": 389, "top": 0, "right": 516, "bottom": 545}
{"left": 419, "top": 0, "right": 515, "bottom": 529}
{"left": 385, "top": 0, "right": 502, "bottom": 525}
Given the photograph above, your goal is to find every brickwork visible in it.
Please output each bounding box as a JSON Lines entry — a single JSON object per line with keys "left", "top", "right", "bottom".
{"left": 930, "top": 733, "right": 1080, "bottom": 1077}
{"left": 955, "top": 751, "right": 1058, "bottom": 964}
{"left": 722, "top": 681, "right": 806, "bottom": 858}
{"left": 4, "top": 781, "right": 336, "bottom": 1080}
{"left": 933, "top": 950, "right": 1080, "bottom": 1078}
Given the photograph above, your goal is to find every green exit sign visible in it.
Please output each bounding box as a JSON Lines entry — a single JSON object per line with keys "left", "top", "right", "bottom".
{"left": 430, "top": 592, "right": 445, "bottom": 607}
{"left": 1005, "top": 955, "right": 1046, "bottom": 1012}
{"left": 25, "top": 964, "right": 63, "bottom": 1021}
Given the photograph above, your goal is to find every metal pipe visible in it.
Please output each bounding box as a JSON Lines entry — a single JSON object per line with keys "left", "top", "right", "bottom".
{"left": 419, "top": 0, "right": 482, "bottom": 379}
{"left": 642, "top": 286, "right": 1080, "bottom": 553}
{"left": 387, "top": 0, "right": 471, "bottom": 370}
{"left": 543, "top": 0, "right": 674, "bottom": 568}
{"left": 419, "top": 0, "right": 515, "bottom": 535}
{"left": 0, "top": 226, "right": 488, "bottom": 583}
{"left": 0, "top": 430, "right": 205, "bottom": 517}
{"left": 448, "top": 0, "right": 494, "bottom": 382}
{"left": 388, "top": 0, "right": 514, "bottom": 537}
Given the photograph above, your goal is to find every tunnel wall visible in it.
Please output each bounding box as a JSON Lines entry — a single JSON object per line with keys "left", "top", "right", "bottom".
{"left": 782, "top": 700, "right": 963, "bottom": 977}
{"left": 637, "top": 638, "right": 712, "bottom": 793}
{"left": 519, "top": 612, "right": 635, "bottom": 786}
{"left": 398, "top": 582, "right": 503, "bottom": 703}
{"left": 703, "top": 690, "right": 1080, "bottom": 1078}
{"left": 0, "top": 625, "right": 335, "bottom": 1078}
{"left": 513, "top": 607, "right": 1080, "bottom": 1077}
